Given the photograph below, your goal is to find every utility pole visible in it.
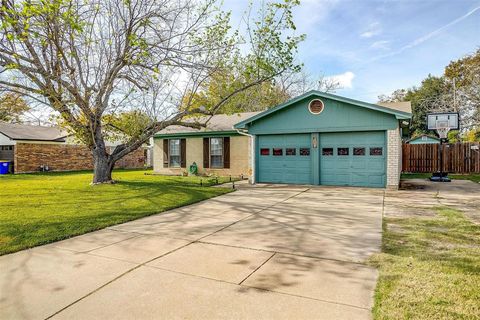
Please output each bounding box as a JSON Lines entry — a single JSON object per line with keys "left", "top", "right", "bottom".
{"left": 453, "top": 78, "right": 457, "bottom": 112}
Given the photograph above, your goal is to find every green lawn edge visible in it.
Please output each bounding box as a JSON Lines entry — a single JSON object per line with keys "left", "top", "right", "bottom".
{"left": 0, "top": 170, "right": 236, "bottom": 255}
{"left": 368, "top": 206, "right": 480, "bottom": 319}
{"left": 401, "top": 173, "right": 480, "bottom": 183}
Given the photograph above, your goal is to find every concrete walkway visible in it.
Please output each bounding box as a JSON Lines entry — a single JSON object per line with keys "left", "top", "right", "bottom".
{"left": 0, "top": 186, "right": 384, "bottom": 320}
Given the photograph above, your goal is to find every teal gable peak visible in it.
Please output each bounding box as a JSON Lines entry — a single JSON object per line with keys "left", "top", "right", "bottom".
{"left": 234, "top": 90, "right": 412, "bottom": 131}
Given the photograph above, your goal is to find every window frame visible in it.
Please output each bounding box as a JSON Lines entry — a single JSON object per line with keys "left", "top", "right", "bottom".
{"left": 209, "top": 137, "right": 224, "bottom": 168}
{"left": 168, "top": 139, "right": 181, "bottom": 167}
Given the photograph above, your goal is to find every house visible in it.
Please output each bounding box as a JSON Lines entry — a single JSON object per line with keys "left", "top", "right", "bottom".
{"left": 0, "top": 122, "right": 146, "bottom": 173}
{"left": 406, "top": 134, "right": 440, "bottom": 144}
{"left": 153, "top": 112, "right": 259, "bottom": 177}
{"left": 153, "top": 91, "right": 412, "bottom": 188}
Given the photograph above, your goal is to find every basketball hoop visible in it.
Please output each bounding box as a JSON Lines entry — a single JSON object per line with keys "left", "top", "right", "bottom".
{"left": 436, "top": 127, "right": 450, "bottom": 139}
{"left": 435, "top": 120, "right": 450, "bottom": 139}
{"left": 426, "top": 112, "right": 459, "bottom": 183}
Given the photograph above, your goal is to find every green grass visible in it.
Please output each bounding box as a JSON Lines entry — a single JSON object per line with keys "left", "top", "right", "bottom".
{"left": 401, "top": 173, "right": 480, "bottom": 183}
{"left": 0, "top": 170, "right": 234, "bottom": 255}
{"left": 369, "top": 207, "right": 480, "bottom": 319}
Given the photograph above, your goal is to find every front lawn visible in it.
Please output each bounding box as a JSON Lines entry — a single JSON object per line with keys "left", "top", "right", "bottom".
{"left": 369, "top": 207, "right": 480, "bottom": 319}
{"left": 401, "top": 173, "right": 480, "bottom": 183}
{"left": 0, "top": 170, "right": 234, "bottom": 255}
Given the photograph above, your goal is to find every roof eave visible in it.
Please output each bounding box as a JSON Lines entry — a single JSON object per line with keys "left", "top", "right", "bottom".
{"left": 154, "top": 130, "right": 239, "bottom": 139}
{"left": 233, "top": 90, "right": 412, "bottom": 128}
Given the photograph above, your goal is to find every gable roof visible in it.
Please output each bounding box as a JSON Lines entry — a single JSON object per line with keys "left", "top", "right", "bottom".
{"left": 0, "top": 122, "right": 68, "bottom": 142}
{"left": 154, "top": 112, "right": 261, "bottom": 137}
{"left": 376, "top": 101, "right": 412, "bottom": 114}
{"left": 406, "top": 134, "right": 440, "bottom": 143}
{"left": 234, "top": 90, "right": 412, "bottom": 129}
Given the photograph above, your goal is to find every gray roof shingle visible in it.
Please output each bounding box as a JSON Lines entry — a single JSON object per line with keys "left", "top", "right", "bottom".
{"left": 0, "top": 122, "right": 68, "bottom": 142}
{"left": 156, "top": 112, "right": 261, "bottom": 135}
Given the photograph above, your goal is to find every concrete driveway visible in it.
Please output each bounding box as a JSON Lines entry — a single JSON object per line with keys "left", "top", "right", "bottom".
{"left": 0, "top": 185, "right": 383, "bottom": 320}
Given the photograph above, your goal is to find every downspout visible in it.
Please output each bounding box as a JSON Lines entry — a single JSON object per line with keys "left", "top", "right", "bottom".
{"left": 236, "top": 128, "right": 255, "bottom": 184}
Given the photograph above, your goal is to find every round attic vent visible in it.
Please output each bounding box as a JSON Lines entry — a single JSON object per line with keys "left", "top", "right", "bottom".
{"left": 308, "top": 99, "right": 324, "bottom": 114}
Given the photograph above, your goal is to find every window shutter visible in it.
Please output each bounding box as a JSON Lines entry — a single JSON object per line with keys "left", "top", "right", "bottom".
{"left": 203, "top": 138, "right": 210, "bottom": 168}
{"left": 163, "top": 139, "right": 169, "bottom": 168}
{"left": 223, "top": 137, "right": 230, "bottom": 169}
{"left": 180, "top": 139, "right": 186, "bottom": 168}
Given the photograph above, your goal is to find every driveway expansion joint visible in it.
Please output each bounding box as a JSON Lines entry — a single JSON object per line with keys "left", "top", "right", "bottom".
{"left": 46, "top": 188, "right": 311, "bottom": 319}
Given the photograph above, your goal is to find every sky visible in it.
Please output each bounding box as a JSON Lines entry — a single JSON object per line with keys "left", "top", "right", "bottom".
{"left": 222, "top": 0, "right": 480, "bottom": 102}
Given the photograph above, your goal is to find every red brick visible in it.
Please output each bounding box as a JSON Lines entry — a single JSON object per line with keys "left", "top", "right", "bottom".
{"left": 14, "top": 143, "right": 145, "bottom": 173}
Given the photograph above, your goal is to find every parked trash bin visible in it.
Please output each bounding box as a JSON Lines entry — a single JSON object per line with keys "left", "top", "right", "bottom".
{"left": 0, "top": 161, "right": 11, "bottom": 174}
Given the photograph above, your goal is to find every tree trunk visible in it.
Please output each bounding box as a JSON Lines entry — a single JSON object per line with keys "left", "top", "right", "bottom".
{"left": 92, "top": 148, "right": 115, "bottom": 184}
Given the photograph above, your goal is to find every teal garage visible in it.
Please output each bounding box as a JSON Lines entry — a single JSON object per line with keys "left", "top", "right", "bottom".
{"left": 234, "top": 91, "right": 411, "bottom": 188}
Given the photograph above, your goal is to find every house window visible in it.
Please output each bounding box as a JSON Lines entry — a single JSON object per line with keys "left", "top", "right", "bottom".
{"left": 353, "top": 147, "right": 365, "bottom": 156}
{"left": 322, "top": 148, "right": 333, "bottom": 156}
{"left": 337, "top": 148, "right": 349, "bottom": 156}
{"left": 370, "top": 147, "right": 383, "bottom": 156}
{"left": 210, "top": 137, "right": 223, "bottom": 168}
{"left": 272, "top": 148, "right": 283, "bottom": 156}
{"left": 169, "top": 139, "right": 181, "bottom": 167}
{"left": 260, "top": 148, "right": 270, "bottom": 156}
{"left": 286, "top": 148, "right": 296, "bottom": 156}
{"left": 300, "top": 148, "right": 310, "bottom": 156}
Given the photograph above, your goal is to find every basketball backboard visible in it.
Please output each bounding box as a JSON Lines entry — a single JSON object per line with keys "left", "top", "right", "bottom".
{"left": 427, "top": 112, "right": 459, "bottom": 130}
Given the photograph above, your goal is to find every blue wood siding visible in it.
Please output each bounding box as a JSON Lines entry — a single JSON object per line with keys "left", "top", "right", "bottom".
{"left": 246, "top": 95, "right": 398, "bottom": 135}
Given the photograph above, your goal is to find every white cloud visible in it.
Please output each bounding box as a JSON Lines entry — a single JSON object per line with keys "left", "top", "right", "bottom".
{"left": 369, "top": 5, "right": 480, "bottom": 62}
{"left": 370, "top": 40, "right": 390, "bottom": 50}
{"left": 360, "top": 22, "right": 381, "bottom": 38}
{"left": 326, "top": 71, "right": 355, "bottom": 88}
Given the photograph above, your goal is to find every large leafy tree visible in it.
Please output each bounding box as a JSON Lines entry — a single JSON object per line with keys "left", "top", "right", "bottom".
{"left": 0, "top": 0, "right": 303, "bottom": 183}
{"left": 379, "top": 49, "right": 480, "bottom": 137}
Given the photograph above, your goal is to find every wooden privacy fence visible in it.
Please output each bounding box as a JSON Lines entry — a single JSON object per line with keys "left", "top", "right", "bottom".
{"left": 402, "top": 142, "right": 480, "bottom": 173}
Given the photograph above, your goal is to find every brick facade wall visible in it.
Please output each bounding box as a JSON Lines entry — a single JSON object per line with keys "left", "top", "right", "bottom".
{"left": 386, "top": 127, "right": 401, "bottom": 189}
{"left": 14, "top": 142, "right": 145, "bottom": 173}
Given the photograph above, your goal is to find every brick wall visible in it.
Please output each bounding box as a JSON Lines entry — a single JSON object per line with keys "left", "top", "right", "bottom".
{"left": 386, "top": 127, "right": 401, "bottom": 189}
{"left": 14, "top": 142, "right": 145, "bottom": 173}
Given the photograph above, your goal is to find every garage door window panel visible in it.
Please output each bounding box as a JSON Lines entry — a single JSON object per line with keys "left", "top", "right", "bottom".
{"left": 286, "top": 148, "right": 296, "bottom": 156}
{"left": 300, "top": 148, "right": 310, "bottom": 156}
{"left": 210, "top": 137, "right": 224, "bottom": 168}
{"left": 370, "top": 147, "right": 383, "bottom": 156}
{"left": 260, "top": 148, "right": 270, "bottom": 156}
{"left": 353, "top": 147, "right": 366, "bottom": 156}
{"left": 337, "top": 148, "right": 349, "bottom": 156}
{"left": 322, "top": 148, "right": 333, "bottom": 156}
{"left": 273, "top": 148, "right": 283, "bottom": 156}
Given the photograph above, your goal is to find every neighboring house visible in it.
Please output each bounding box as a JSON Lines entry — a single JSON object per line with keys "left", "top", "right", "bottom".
{"left": 406, "top": 134, "right": 440, "bottom": 144}
{"left": 154, "top": 91, "right": 412, "bottom": 188}
{"left": 154, "top": 112, "right": 258, "bottom": 177}
{"left": 0, "top": 122, "right": 146, "bottom": 173}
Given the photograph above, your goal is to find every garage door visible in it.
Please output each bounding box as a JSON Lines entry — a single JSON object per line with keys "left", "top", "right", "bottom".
{"left": 258, "top": 134, "right": 312, "bottom": 184}
{"left": 320, "top": 131, "right": 386, "bottom": 187}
